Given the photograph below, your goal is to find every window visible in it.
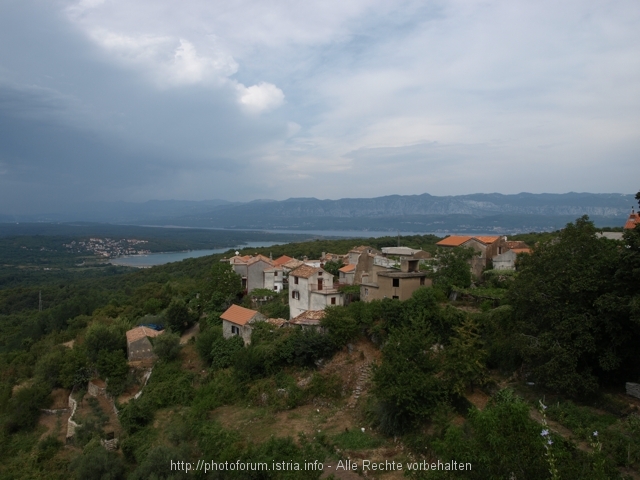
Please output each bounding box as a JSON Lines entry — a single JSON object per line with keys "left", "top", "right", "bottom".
{"left": 420, "top": 277, "right": 425, "bottom": 286}
{"left": 231, "top": 325, "right": 239, "bottom": 335}
{"left": 331, "top": 297, "right": 336, "bottom": 305}
{"left": 294, "top": 276, "right": 299, "bottom": 285}
{"left": 364, "top": 288, "right": 369, "bottom": 296}
{"left": 275, "top": 271, "right": 278, "bottom": 276}
{"left": 392, "top": 278, "right": 400, "bottom": 287}
{"left": 292, "top": 291, "right": 300, "bottom": 300}
{"left": 318, "top": 271, "right": 322, "bottom": 275}
{"left": 392, "top": 295, "right": 399, "bottom": 300}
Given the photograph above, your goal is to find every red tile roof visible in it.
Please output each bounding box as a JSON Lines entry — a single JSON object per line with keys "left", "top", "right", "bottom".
{"left": 290, "top": 264, "right": 322, "bottom": 278}
{"left": 273, "top": 255, "right": 293, "bottom": 266}
{"left": 510, "top": 248, "right": 531, "bottom": 254}
{"left": 436, "top": 236, "right": 472, "bottom": 247}
{"left": 291, "top": 310, "right": 325, "bottom": 326}
{"left": 220, "top": 304, "right": 261, "bottom": 326}
{"left": 339, "top": 264, "right": 356, "bottom": 273}
{"left": 126, "top": 326, "right": 164, "bottom": 344}
{"left": 624, "top": 211, "right": 640, "bottom": 230}
{"left": 473, "top": 236, "right": 501, "bottom": 245}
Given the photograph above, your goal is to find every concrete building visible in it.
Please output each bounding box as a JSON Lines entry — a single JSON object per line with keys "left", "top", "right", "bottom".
{"left": 126, "top": 326, "right": 164, "bottom": 362}
{"left": 288, "top": 265, "right": 344, "bottom": 319}
{"left": 220, "top": 304, "right": 266, "bottom": 345}
{"left": 360, "top": 258, "right": 430, "bottom": 302}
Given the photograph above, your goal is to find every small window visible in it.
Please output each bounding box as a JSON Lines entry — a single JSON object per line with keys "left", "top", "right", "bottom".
{"left": 364, "top": 288, "right": 369, "bottom": 296}
{"left": 292, "top": 291, "right": 300, "bottom": 300}
{"left": 318, "top": 271, "right": 323, "bottom": 276}
{"left": 294, "top": 276, "right": 299, "bottom": 285}
{"left": 331, "top": 297, "right": 336, "bottom": 305}
{"left": 274, "top": 271, "right": 278, "bottom": 276}
{"left": 231, "top": 325, "right": 239, "bottom": 335}
{"left": 392, "top": 278, "right": 400, "bottom": 287}
{"left": 420, "top": 277, "right": 425, "bottom": 286}
{"left": 392, "top": 295, "right": 399, "bottom": 300}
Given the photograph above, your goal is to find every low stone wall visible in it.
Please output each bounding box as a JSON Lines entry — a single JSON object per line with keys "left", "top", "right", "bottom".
{"left": 66, "top": 392, "right": 81, "bottom": 440}
{"left": 626, "top": 382, "right": 640, "bottom": 399}
{"left": 88, "top": 380, "right": 107, "bottom": 397}
{"left": 40, "top": 408, "right": 70, "bottom": 415}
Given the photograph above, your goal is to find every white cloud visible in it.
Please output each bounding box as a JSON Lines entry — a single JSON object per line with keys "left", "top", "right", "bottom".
{"left": 236, "top": 82, "right": 285, "bottom": 114}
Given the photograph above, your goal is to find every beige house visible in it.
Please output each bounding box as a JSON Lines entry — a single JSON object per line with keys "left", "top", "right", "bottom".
{"left": 126, "top": 326, "right": 164, "bottom": 362}
{"left": 289, "top": 265, "right": 344, "bottom": 319}
{"left": 263, "top": 266, "right": 285, "bottom": 292}
{"left": 228, "top": 254, "right": 275, "bottom": 293}
{"left": 360, "top": 258, "right": 430, "bottom": 302}
{"left": 221, "top": 304, "right": 266, "bottom": 345}
{"left": 338, "top": 263, "right": 356, "bottom": 285}
{"left": 436, "top": 235, "right": 505, "bottom": 278}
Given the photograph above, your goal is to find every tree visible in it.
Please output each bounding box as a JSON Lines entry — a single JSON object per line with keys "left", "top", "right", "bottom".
{"left": 322, "top": 260, "right": 343, "bottom": 276}
{"left": 208, "top": 262, "right": 243, "bottom": 308}
{"left": 70, "top": 445, "right": 126, "bottom": 480}
{"left": 153, "top": 332, "right": 182, "bottom": 361}
{"left": 508, "top": 216, "right": 639, "bottom": 396}
{"left": 443, "top": 316, "right": 488, "bottom": 395}
{"left": 372, "top": 320, "right": 448, "bottom": 434}
{"left": 165, "top": 299, "right": 192, "bottom": 334}
{"left": 430, "top": 247, "right": 476, "bottom": 294}
{"left": 84, "top": 323, "right": 126, "bottom": 362}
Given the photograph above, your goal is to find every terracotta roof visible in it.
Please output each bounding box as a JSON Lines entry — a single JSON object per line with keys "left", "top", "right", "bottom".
{"left": 266, "top": 318, "right": 288, "bottom": 327}
{"left": 282, "top": 258, "right": 304, "bottom": 270}
{"left": 624, "top": 211, "right": 640, "bottom": 230}
{"left": 290, "top": 264, "right": 322, "bottom": 278}
{"left": 220, "top": 304, "right": 261, "bottom": 326}
{"left": 247, "top": 254, "right": 274, "bottom": 266}
{"left": 339, "top": 264, "right": 356, "bottom": 273}
{"left": 126, "top": 326, "right": 164, "bottom": 344}
{"left": 510, "top": 248, "right": 531, "bottom": 254}
{"left": 473, "top": 236, "right": 501, "bottom": 245}
{"left": 291, "top": 310, "right": 325, "bottom": 325}
{"left": 436, "top": 236, "right": 472, "bottom": 247}
{"left": 229, "top": 255, "right": 252, "bottom": 264}
{"left": 273, "top": 255, "right": 293, "bottom": 266}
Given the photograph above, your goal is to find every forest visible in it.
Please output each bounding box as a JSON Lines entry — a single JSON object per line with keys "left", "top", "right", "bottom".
{"left": 0, "top": 204, "right": 639, "bottom": 479}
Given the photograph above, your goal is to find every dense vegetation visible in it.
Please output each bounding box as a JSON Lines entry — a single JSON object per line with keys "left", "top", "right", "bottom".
{"left": 0, "top": 206, "right": 639, "bottom": 479}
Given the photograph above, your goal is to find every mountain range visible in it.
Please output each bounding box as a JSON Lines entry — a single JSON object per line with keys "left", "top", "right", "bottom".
{"left": 1, "top": 192, "right": 635, "bottom": 234}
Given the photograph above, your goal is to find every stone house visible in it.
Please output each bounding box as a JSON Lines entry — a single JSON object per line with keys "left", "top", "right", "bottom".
{"left": 492, "top": 241, "right": 531, "bottom": 270}
{"left": 360, "top": 258, "right": 430, "bottom": 302}
{"left": 229, "top": 254, "right": 275, "bottom": 293}
{"left": 220, "top": 304, "right": 266, "bottom": 346}
{"left": 288, "top": 265, "right": 344, "bottom": 319}
{"left": 290, "top": 310, "right": 326, "bottom": 332}
{"left": 263, "top": 266, "right": 285, "bottom": 292}
{"left": 126, "top": 326, "right": 164, "bottom": 362}
{"left": 436, "top": 235, "right": 505, "bottom": 278}
{"left": 338, "top": 263, "right": 356, "bottom": 285}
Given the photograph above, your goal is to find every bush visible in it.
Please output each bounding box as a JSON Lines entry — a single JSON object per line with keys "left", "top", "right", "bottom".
{"left": 3, "top": 384, "right": 51, "bottom": 433}
{"left": 210, "top": 335, "right": 244, "bottom": 370}
{"left": 69, "top": 445, "right": 126, "bottom": 480}
{"left": 153, "top": 332, "right": 182, "bottom": 361}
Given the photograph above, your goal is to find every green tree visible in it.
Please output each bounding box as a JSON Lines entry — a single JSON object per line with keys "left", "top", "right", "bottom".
{"left": 371, "top": 320, "right": 448, "bottom": 434}
{"left": 430, "top": 246, "right": 476, "bottom": 294}
{"left": 443, "top": 316, "right": 488, "bottom": 395}
{"left": 164, "top": 299, "right": 192, "bottom": 334}
{"left": 210, "top": 335, "right": 244, "bottom": 370}
{"left": 69, "top": 445, "right": 126, "bottom": 480}
{"left": 153, "top": 332, "right": 182, "bottom": 362}
{"left": 508, "top": 216, "right": 639, "bottom": 396}
{"left": 208, "top": 262, "right": 243, "bottom": 307}
{"left": 84, "top": 323, "right": 126, "bottom": 362}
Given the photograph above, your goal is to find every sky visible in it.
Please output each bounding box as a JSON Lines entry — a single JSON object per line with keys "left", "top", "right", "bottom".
{"left": 1, "top": 0, "right": 639, "bottom": 214}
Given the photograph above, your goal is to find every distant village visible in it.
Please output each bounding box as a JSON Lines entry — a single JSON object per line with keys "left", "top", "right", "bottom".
{"left": 63, "top": 238, "right": 151, "bottom": 258}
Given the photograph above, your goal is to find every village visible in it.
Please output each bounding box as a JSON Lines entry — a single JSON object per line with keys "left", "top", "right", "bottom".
{"left": 63, "top": 238, "right": 151, "bottom": 258}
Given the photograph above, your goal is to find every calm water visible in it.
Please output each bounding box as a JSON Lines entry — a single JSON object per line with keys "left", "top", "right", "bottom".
{"left": 109, "top": 241, "right": 283, "bottom": 268}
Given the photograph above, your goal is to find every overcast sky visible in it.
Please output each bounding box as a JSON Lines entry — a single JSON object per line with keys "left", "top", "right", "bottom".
{"left": 1, "top": 0, "right": 639, "bottom": 213}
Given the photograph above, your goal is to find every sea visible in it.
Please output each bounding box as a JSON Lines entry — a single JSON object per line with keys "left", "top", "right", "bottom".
{"left": 108, "top": 228, "right": 440, "bottom": 268}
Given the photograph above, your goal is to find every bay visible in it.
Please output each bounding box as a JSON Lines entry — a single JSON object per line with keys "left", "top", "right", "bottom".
{"left": 109, "top": 241, "right": 283, "bottom": 268}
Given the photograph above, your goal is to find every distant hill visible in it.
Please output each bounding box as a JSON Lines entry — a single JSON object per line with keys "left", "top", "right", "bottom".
{"left": 1, "top": 193, "right": 634, "bottom": 233}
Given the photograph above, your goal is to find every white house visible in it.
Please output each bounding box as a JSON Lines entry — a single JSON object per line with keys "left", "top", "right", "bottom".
{"left": 288, "top": 265, "right": 344, "bottom": 319}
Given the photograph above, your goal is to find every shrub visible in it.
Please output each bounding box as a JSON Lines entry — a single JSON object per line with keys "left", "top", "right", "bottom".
{"left": 153, "top": 332, "right": 182, "bottom": 361}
